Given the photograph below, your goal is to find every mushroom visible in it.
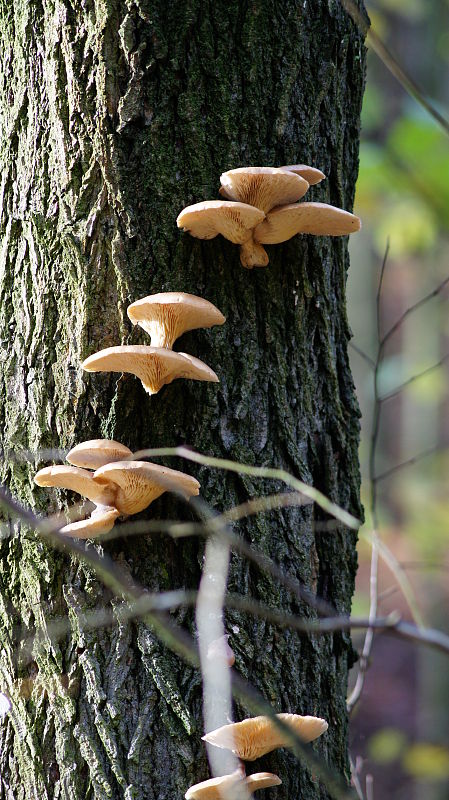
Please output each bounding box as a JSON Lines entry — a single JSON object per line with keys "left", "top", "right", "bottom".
{"left": 176, "top": 200, "right": 267, "bottom": 269}
{"left": 34, "top": 465, "right": 116, "bottom": 506}
{"left": 177, "top": 165, "right": 360, "bottom": 268}
{"left": 66, "top": 439, "right": 133, "bottom": 470}
{"left": 280, "top": 164, "right": 326, "bottom": 185}
{"left": 177, "top": 200, "right": 264, "bottom": 243}
{"left": 254, "top": 202, "right": 361, "bottom": 243}
{"left": 219, "top": 167, "right": 309, "bottom": 213}
{"left": 127, "top": 292, "right": 225, "bottom": 350}
{"left": 59, "top": 507, "right": 120, "bottom": 539}
{"left": 82, "top": 346, "right": 219, "bottom": 395}
{"left": 185, "top": 772, "right": 281, "bottom": 800}
{"left": 93, "top": 460, "right": 200, "bottom": 515}
{"left": 202, "top": 713, "right": 328, "bottom": 761}
{"left": 34, "top": 460, "right": 200, "bottom": 538}
{"left": 176, "top": 200, "right": 268, "bottom": 270}
{"left": 217, "top": 167, "right": 310, "bottom": 268}
{"left": 34, "top": 465, "right": 120, "bottom": 539}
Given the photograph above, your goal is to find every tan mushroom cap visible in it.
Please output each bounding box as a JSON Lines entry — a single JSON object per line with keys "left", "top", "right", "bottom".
{"left": 93, "top": 460, "right": 200, "bottom": 515}
{"left": 202, "top": 713, "right": 328, "bottom": 761}
{"left": 177, "top": 200, "right": 264, "bottom": 244}
{"left": 219, "top": 167, "right": 309, "bottom": 213}
{"left": 254, "top": 202, "right": 361, "bottom": 244}
{"left": 245, "top": 774, "right": 282, "bottom": 792}
{"left": 60, "top": 507, "right": 120, "bottom": 539}
{"left": 127, "top": 292, "right": 226, "bottom": 350}
{"left": 280, "top": 164, "right": 326, "bottom": 185}
{"left": 67, "top": 439, "right": 133, "bottom": 470}
{"left": 34, "top": 465, "right": 116, "bottom": 506}
{"left": 185, "top": 772, "right": 281, "bottom": 800}
{"left": 82, "top": 346, "right": 219, "bottom": 395}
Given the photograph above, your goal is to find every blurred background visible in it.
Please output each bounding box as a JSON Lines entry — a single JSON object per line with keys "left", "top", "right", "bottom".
{"left": 347, "top": 1, "right": 449, "bottom": 797}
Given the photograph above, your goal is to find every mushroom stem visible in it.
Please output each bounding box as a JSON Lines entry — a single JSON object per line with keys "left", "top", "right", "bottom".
{"left": 239, "top": 237, "right": 269, "bottom": 269}
{"left": 145, "top": 319, "right": 174, "bottom": 349}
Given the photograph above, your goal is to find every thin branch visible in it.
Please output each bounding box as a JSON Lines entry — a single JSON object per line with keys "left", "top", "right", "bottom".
{"left": 0, "top": 487, "right": 356, "bottom": 800}
{"left": 0, "top": 485, "right": 199, "bottom": 666}
{"left": 25, "top": 493, "right": 336, "bottom": 618}
{"left": 380, "top": 274, "right": 449, "bottom": 350}
{"left": 348, "top": 243, "right": 389, "bottom": 715}
{"left": 349, "top": 754, "right": 366, "bottom": 800}
{"left": 365, "top": 530, "right": 425, "bottom": 628}
{"left": 11, "top": 589, "right": 449, "bottom": 678}
{"left": 194, "top": 495, "right": 241, "bottom": 781}
{"left": 374, "top": 445, "right": 443, "bottom": 483}
{"left": 340, "top": 0, "right": 449, "bottom": 137}
{"left": 131, "top": 446, "right": 360, "bottom": 530}
{"left": 379, "top": 353, "right": 449, "bottom": 403}
{"left": 347, "top": 529, "right": 380, "bottom": 714}
{"left": 349, "top": 343, "right": 376, "bottom": 370}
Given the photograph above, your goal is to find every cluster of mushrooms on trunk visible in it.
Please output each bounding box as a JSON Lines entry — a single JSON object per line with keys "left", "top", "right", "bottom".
{"left": 34, "top": 166, "right": 360, "bottom": 797}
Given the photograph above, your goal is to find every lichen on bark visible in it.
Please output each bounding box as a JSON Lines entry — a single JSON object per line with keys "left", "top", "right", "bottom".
{"left": 0, "top": 1, "right": 366, "bottom": 798}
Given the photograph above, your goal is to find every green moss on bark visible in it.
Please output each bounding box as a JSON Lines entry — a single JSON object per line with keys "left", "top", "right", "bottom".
{"left": 0, "top": 1, "right": 366, "bottom": 798}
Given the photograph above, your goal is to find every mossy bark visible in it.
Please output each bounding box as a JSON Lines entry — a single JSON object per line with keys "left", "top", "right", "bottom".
{"left": 0, "top": 1, "right": 366, "bottom": 798}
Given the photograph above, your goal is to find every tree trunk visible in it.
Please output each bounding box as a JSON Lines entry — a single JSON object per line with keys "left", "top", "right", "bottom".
{"left": 0, "top": 2, "right": 365, "bottom": 798}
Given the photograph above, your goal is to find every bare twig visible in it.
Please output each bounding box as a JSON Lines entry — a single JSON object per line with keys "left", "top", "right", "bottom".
{"left": 194, "top": 497, "right": 241, "bottom": 781}
{"left": 379, "top": 353, "right": 449, "bottom": 403}
{"left": 374, "top": 444, "right": 444, "bottom": 482}
{"left": 380, "top": 274, "right": 449, "bottom": 350}
{"left": 9, "top": 588, "right": 449, "bottom": 678}
{"left": 131, "top": 446, "right": 360, "bottom": 530}
{"left": 340, "top": 0, "right": 449, "bottom": 137}
{"left": 347, "top": 243, "right": 389, "bottom": 714}
{"left": 349, "top": 754, "right": 366, "bottom": 800}
{"left": 347, "top": 528, "right": 380, "bottom": 714}
{"left": 364, "top": 531, "right": 425, "bottom": 628}
{"left": 349, "top": 343, "right": 376, "bottom": 370}
{"left": 0, "top": 485, "right": 356, "bottom": 800}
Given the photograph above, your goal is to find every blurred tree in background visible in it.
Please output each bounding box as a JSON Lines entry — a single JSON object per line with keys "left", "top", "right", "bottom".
{"left": 348, "top": 1, "right": 449, "bottom": 798}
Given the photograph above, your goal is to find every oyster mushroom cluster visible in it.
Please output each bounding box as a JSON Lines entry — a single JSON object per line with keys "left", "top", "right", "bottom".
{"left": 34, "top": 438, "right": 200, "bottom": 539}
{"left": 177, "top": 165, "right": 361, "bottom": 268}
{"left": 185, "top": 712, "right": 328, "bottom": 798}
{"left": 83, "top": 292, "right": 225, "bottom": 395}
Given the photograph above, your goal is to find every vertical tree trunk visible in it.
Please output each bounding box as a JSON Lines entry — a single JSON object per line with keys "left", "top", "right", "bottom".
{"left": 0, "top": 2, "right": 365, "bottom": 798}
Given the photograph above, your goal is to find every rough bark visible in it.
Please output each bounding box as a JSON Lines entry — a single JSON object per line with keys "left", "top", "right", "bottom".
{"left": 0, "top": 1, "right": 366, "bottom": 798}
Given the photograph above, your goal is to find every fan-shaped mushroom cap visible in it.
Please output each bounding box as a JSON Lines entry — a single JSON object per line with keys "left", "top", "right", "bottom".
{"left": 280, "top": 164, "right": 326, "bottom": 185}
{"left": 127, "top": 292, "right": 226, "bottom": 350}
{"left": 66, "top": 439, "right": 133, "bottom": 470}
{"left": 82, "top": 346, "right": 219, "bottom": 395}
{"left": 177, "top": 201, "right": 264, "bottom": 244}
{"left": 246, "top": 774, "right": 282, "bottom": 792}
{"left": 254, "top": 202, "right": 361, "bottom": 244}
{"left": 93, "top": 460, "right": 200, "bottom": 515}
{"left": 34, "top": 465, "right": 116, "bottom": 506}
{"left": 202, "top": 713, "right": 328, "bottom": 761}
{"left": 185, "top": 772, "right": 281, "bottom": 800}
{"left": 60, "top": 507, "right": 120, "bottom": 539}
{"left": 219, "top": 167, "right": 309, "bottom": 214}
